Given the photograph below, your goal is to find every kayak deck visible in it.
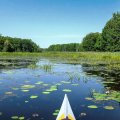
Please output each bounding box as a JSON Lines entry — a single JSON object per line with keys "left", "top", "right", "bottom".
{"left": 56, "top": 94, "right": 76, "bottom": 120}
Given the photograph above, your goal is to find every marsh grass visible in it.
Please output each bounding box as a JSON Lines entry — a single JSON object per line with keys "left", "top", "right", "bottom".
{"left": 0, "top": 52, "right": 120, "bottom": 70}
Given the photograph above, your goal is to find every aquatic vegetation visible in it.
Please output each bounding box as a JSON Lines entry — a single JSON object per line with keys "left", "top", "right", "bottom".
{"left": 55, "top": 83, "right": 62, "bottom": 86}
{"left": 93, "top": 91, "right": 120, "bottom": 102}
{"left": 11, "top": 116, "right": 25, "bottom": 120}
{"left": 61, "top": 81, "right": 71, "bottom": 84}
{"left": 104, "top": 106, "right": 114, "bottom": 110}
{"left": 45, "top": 89, "right": 54, "bottom": 92}
{"left": 1, "top": 52, "right": 120, "bottom": 70}
{"left": 53, "top": 109, "right": 60, "bottom": 116}
{"left": 102, "top": 81, "right": 115, "bottom": 84}
{"left": 42, "top": 85, "right": 58, "bottom": 95}
{"left": 67, "top": 73, "right": 74, "bottom": 81}
{"left": 21, "top": 90, "right": 29, "bottom": 92}
{"left": 5, "top": 92, "right": 13, "bottom": 95}
{"left": 19, "top": 116, "right": 25, "bottom": 120}
{"left": 12, "top": 88, "right": 19, "bottom": 90}
{"left": 55, "top": 109, "right": 60, "bottom": 113}
{"left": 62, "top": 89, "right": 72, "bottom": 92}
{"left": 30, "top": 96, "right": 38, "bottom": 99}
{"left": 53, "top": 112, "right": 58, "bottom": 116}
{"left": 25, "top": 80, "right": 30, "bottom": 83}
{"left": 0, "top": 53, "right": 120, "bottom": 119}
{"left": 25, "top": 101, "right": 29, "bottom": 103}
{"left": 42, "top": 92, "right": 50, "bottom": 94}
{"left": 93, "top": 93, "right": 108, "bottom": 101}
{"left": 40, "top": 64, "right": 52, "bottom": 72}
{"left": 88, "top": 105, "right": 98, "bottom": 109}
{"left": 107, "top": 64, "right": 120, "bottom": 71}
{"left": 11, "top": 116, "right": 19, "bottom": 119}
{"left": 43, "top": 84, "right": 49, "bottom": 86}
{"left": 71, "top": 84, "right": 79, "bottom": 86}
{"left": 85, "top": 97, "right": 93, "bottom": 100}
{"left": 27, "top": 64, "right": 38, "bottom": 69}
{"left": 35, "top": 81, "right": 43, "bottom": 85}
{"left": 2, "top": 70, "right": 14, "bottom": 74}
{"left": 21, "top": 85, "right": 35, "bottom": 89}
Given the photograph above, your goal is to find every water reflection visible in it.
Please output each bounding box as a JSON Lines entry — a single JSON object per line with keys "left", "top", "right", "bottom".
{"left": 0, "top": 58, "right": 120, "bottom": 120}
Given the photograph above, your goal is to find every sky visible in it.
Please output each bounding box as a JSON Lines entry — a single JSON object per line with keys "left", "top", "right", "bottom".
{"left": 0, "top": 0, "right": 120, "bottom": 48}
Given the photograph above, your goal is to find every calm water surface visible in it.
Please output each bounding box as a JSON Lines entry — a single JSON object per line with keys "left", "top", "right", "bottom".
{"left": 0, "top": 59, "right": 120, "bottom": 120}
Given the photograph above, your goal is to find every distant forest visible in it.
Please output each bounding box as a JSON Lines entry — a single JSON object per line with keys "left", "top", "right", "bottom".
{"left": 0, "top": 35, "right": 41, "bottom": 52}
{"left": 0, "top": 12, "right": 120, "bottom": 52}
{"left": 47, "top": 12, "right": 120, "bottom": 52}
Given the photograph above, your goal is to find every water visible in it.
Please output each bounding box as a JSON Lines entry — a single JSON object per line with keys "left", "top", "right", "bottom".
{"left": 0, "top": 59, "right": 120, "bottom": 120}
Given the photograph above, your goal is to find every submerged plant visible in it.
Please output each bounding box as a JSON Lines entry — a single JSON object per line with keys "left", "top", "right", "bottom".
{"left": 27, "top": 64, "right": 38, "bottom": 69}
{"left": 40, "top": 64, "right": 52, "bottom": 72}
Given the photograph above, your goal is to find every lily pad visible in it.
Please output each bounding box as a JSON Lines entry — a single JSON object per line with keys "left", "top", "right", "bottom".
{"left": 55, "top": 109, "right": 60, "bottom": 113}
{"left": 21, "top": 90, "right": 29, "bottom": 92}
{"left": 71, "top": 84, "right": 79, "bottom": 86}
{"left": 55, "top": 83, "right": 62, "bottom": 86}
{"left": 42, "top": 92, "right": 50, "bottom": 94}
{"left": 35, "top": 82, "right": 43, "bottom": 85}
{"left": 21, "top": 85, "right": 35, "bottom": 89}
{"left": 88, "top": 105, "right": 98, "bottom": 109}
{"left": 63, "top": 89, "right": 72, "bottom": 92}
{"left": 85, "top": 97, "right": 93, "bottom": 100}
{"left": 43, "top": 84, "right": 49, "bottom": 86}
{"left": 53, "top": 112, "right": 58, "bottom": 116}
{"left": 19, "top": 116, "right": 25, "bottom": 120}
{"left": 53, "top": 109, "right": 60, "bottom": 116}
{"left": 30, "top": 96, "right": 38, "bottom": 99}
{"left": 104, "top": 106, "right": 114, "bottom": 110}
{"left": 12, "top": 88, "right": 19, "bottom": 90}
{"left": 93, "top": 91, "right": 120, "bottom": 102}
{"left": 11, "top": 116, "right": 19, "bottom": 119}
{"left": 5, "top": 92, "right": 13, "bottom": 95}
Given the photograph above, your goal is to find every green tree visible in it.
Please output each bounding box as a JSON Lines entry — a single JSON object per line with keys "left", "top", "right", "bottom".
{"left": 102, "top": 12, "right": 120, "bottom": 51}
{"left": 0, "top": 35, "right": 41, "bottom": 52}
{"left": 82, "top": 32, "right": 101, "bottom": 51}
{"left": 47, "top": 43, "right": 80, "bottom": 52}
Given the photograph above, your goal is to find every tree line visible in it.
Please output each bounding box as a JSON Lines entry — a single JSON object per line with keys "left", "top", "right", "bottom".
{"left": 0, "top": 12, "right": 119, "bottom": 52}
{"left": 47, "top": 12, "right": 120, "bottom": 52}
{"left": 0, "top": 35, "right": 41, "bottom": 52}
{"left": 47, "top": 43, "right": 83, "bottom": 52}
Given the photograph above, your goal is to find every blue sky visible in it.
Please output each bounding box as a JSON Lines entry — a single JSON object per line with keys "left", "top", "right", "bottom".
{"left": 0, "top": 0, "right": 120, "bottom": 48}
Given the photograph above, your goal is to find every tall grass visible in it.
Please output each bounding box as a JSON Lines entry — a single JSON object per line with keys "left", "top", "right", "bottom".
{"left": 0, "top": 52, "right": 120, "bottom": 65}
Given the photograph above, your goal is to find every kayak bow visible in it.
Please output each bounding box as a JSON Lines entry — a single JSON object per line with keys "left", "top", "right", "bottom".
{"left": 56, "top": 94, "right": 76, "bottom": 120}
